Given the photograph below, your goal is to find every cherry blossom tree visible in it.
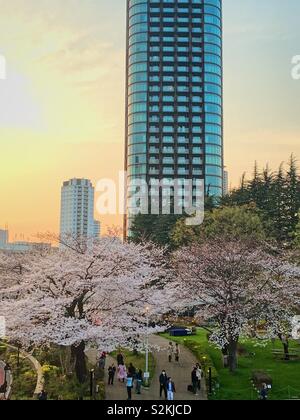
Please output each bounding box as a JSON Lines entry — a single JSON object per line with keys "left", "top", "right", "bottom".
{"left": 173, "top": 239, "right": 300, "bottom": 372}
{"left": 0, "top": 237, "right": 172, "bottom": 383}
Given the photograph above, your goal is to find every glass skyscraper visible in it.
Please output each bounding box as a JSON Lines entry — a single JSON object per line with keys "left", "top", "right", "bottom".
{"left": 125, "top": 0, "right": 223, "bottom": 230}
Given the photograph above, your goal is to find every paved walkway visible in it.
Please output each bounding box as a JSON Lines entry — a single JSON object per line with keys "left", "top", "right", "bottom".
{"left": 88, "top": 335, "right": 207, "bottom": 401}
{"left": 0, "top": 342, "right": 44, "bottom": 397}
{"left": 0, "top": 360, "right": 13, "bottom": 400}
{"left": 149, "top": 335, "right": 207, "bottom": 401}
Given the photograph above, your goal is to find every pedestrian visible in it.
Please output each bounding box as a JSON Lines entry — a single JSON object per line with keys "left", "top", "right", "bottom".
{"left": 127, "top": 374, "right": 134, "bottom": 400}
{"left": 159, "top": 370, "right": 168, "bottom": 399}
{"left": 191, "top": 367, "right": 199, "bottom": 396}
{"left": 128, "top": 363, "right": 136, "bottom": 378}
{"left": 117, "top": 364, "right": 127, "bottom": 383}
{"left": 260, "top": 383, "right": 269, "bottom": 400}
{"left": 168, "top": 342, "right": 174, "bottom": 363}
{"left": 136, "top": 369, "right": 143, "bottom": 395}
{"left": 167, "top": 377, "right": 176, "bottom": 401}
{"left": 99, "top": 352, "right": 106, "bottom": 370}
{"left": 117, "top": 352, "right": 124, "bottom": 366}
{"left": 196, "top": 363, "right": 202, "bottom": 390}
{"left": 175, "top": 344, "right": 180, "bottom": 363}
{"left": 108, "top": 364, "right": 116, "bottom": 385}
{"left": 37, "top": 390, "right": 48, "bottom": 401}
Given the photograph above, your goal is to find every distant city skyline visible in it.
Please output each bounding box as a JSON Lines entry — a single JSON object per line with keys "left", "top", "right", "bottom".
{"left": 0, "top": 227, "right": 51, "bottom": 251}
{"left": 0, "top": 0, "right": 300, "bottom": 238}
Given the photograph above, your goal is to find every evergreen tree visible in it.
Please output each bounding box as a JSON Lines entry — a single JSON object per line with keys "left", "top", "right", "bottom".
{"left": 285, "top": 155, "right": 300, "bottom": 240}
{"left": 223, "top": 157, "right": 300, "bottom": 244}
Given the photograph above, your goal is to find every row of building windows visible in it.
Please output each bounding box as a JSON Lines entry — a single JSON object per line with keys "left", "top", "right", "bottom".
{"left": 128, "top": 92, "right": 221, "bottom": 104}
{"left": 130, "top": 22, "right": 221, "bottom": 38}
{"left": 128, "top": 164, "right": 222, "bottom": 176}
{"left": 128, "top": 124, "right": 221, "bottom": 136}
{"left": 128, "top": 113, "right": 222, "bottom": 125}
{"left": 129, "top": 2, "right": 220, "bottom": 15}
{"left": 130, "top": 33, "right": 221, "bottom": 46}
{"left": 129, "top": 44, "right": 220, "bottom": 57}
{"left": 128, "top": 134, "right": 222, "bottom": 149}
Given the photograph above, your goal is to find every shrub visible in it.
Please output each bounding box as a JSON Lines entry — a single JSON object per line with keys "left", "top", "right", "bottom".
{"left": 252, "top": 370, "right": 273, "bottom": 388}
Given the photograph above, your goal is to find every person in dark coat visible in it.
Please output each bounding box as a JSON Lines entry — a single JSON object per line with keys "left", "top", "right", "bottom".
{"left": 260, "top": 383, "right": 269, "bottom": 400}
{"left": 128, "top": 363, "right": 136, "bottom": 378}
{"left": 37, "top": 390, "right": 48, "bottom": 401}
{"left": 108, "top": 364, "right": 116, "bottom": 385}
{"left": 167, "top": 377, "right": 176, "bottom": 401}
{"left": 136, "top": 369, "right": 143, "bottom": 395}
{"left": 99, "top": 352, "right": 106, "bottom": 370}
{"left": 191, "top": 367, "right": 199, "bottom": 395}
{"left": 117, "top": 352, "right": 124, "bottom": 366}
{"left": 159, "top": 370, "right": 168, "bottom": 399}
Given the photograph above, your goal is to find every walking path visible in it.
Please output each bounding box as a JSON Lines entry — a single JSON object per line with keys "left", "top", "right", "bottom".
{"left": 0, "top": 360, "right": 13, "bottom": 400}
{"left": 87, "top": 335, "right": 207, "bottom": 401}
{"left": 0, "top": 342, "right": 44, "bottom": 397}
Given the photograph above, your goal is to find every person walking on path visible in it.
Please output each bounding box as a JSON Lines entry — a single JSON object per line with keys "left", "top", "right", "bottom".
{"left": 117, "top": 352, "right": 124, "bottom": 367}
{"left": 191, "top": 367, "right": 199, "bottom": 396}
{"left": 196, "top": 363, "right": 202, "bottom": 391}
{"left": 128, "top": 363, "right": 136, "bottom": 378}
{"left": 168, "top": 342, "right": 174, "bottom": 363}
{"left": 37, "top": 390, "right": 48, "bottom": 401}
{"left": 108, "top": 364, "right": 116, "bottom": 386}
{"left": 159, "top": 370, "right": 168, "bottom": 399}
{"left": 99, "top": 352, "right": 106, "bottom": 370}
{"left": 117, "top": 364, "right": 127, "bottom": 383}
{"left": 167, "top": 378, "right": 176, "bottom": 401}
{"left": 126, "top": 375, "right": 134, "bottom": 401}
{"left": 175, "top": 344, "right": 180, "bottom": 363}
{"left": 136, "top": 369, "right": 143, "bottom": 395}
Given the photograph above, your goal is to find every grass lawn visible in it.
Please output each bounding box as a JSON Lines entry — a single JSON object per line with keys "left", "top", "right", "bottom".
{"left": 162, "top": 329, "right": 300, "bottom": 400}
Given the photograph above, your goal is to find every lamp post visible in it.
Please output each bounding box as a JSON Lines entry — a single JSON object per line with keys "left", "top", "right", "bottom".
{"left": 90, "top": 369, "right": 95, "bottom": 400}
{"left": 144, "top": 306, "right": 150, "bottom": 386}
{"left": 208, "top": 367, "right": 212, "bottom": 395}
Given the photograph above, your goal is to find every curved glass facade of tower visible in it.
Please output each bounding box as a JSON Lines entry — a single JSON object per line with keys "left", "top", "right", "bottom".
{"left": 125, "top": 0, "right": 223, "bottom": 226}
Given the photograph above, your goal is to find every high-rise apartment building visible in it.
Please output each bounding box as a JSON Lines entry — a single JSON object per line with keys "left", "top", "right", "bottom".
{"left": 125, "top": 0, "right": 224, "bottom": 231}
{"left": 60, "top": 179, "right": 100, "bottom": 239}
{"left": 223, "top": 169, "right": 229, "bottom": 196}
{"left": 0, "top": 229, "right": 8, "bottom": 247}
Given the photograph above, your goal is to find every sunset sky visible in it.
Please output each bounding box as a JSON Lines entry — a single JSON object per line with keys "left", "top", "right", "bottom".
{"left": 0, "top": 0, "right": 300, "bottom": 241}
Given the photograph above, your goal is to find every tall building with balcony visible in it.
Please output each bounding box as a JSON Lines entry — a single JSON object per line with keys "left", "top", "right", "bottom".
{"left": 60, "top": 179, "right": 101, "bottom": 240}
{"left": 125, "top": 0, "right": 224, "bottom": 232}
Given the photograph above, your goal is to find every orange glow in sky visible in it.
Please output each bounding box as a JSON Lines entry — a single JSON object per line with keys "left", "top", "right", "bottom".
{"left": 0, "top": 0, "right": 300, "bottom": 240}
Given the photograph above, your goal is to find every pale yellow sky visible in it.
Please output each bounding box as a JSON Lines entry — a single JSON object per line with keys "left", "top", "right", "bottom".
{"left": 0, "top": 0, "right": 299, "bottom": 241}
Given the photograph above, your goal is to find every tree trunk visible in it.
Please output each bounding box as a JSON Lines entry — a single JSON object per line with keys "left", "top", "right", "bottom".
{"left": 278, "top": 335, "right": 290, "bottom": 361}
{"left": 222, "top": 344, "right": 228, "bottom": 356}
{"left": 283, "top": 341, "right": 290, "bottom": 361}
{"left": 228, "top": 340, "right": 238, "bottom": 372}
{"left": 71, "top": 341, "right": 87, "bottom": 384}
